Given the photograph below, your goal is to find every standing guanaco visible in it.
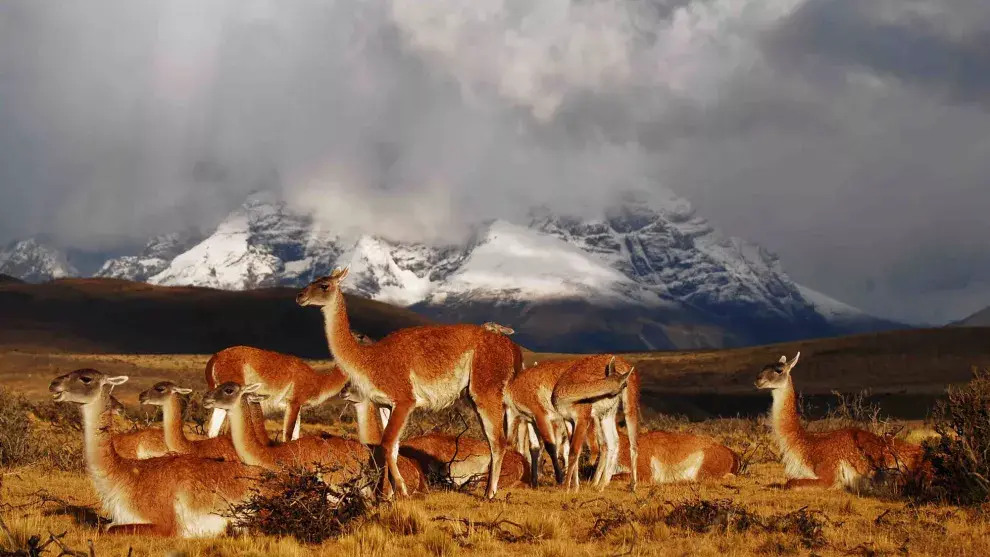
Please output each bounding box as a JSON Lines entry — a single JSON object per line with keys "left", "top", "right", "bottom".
{"left": 755, "top": 352, "right": 925, "bottom": 490}
{"left": 297, "top": 267, "right": 522, "bottom": 499}
{"left": 505, "top": 355, "right": 639, "bottom": 491}
{"left": 49, "top": 369, "right": 259, "bottom": 538}
{"left": 205, "top": 345, "right": 351, "bottom": 441}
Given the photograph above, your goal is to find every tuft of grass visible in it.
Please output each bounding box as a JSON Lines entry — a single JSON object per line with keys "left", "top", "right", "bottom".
{"left": 371, "top": 503, "right": 428, "bottom": 536}
{"left": 518, "top": 513, "right": 567, "bottom": 542}
{"left": 421, "top": 529, "right": 459, "bottom": 557}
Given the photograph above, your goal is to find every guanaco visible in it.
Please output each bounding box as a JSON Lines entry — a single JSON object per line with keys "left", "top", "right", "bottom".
{"left": 400, "top": 433, "right": 529, "bottom": 489}
{"left": 204, "top": 345, "right": 350, "bottom": 441}
{"left": 297, "top": 267, "right": 522, "bottom": 499}
{"left": 202, "top": 381, "right": 427, "bottom": 493}
{"left": 104, "top": 396, "right": 170, "bottom": 460}
{"left": 138, "top": 382, "right": 244, "bottom": 461}
{"left": 591, "top": 426, "right": 740, "bottom": 483}
{"left": 505, "top": 354, "right": 639, "bottom": 491}
{"left": 49, "top": 369, "right": 259, "bottom": 538}
{"left": 755, "top": 352, "right": 924, "bottom": 491}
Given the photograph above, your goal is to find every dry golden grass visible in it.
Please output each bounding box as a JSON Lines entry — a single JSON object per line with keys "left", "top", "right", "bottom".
{"left": 3, "top": 461, "right": 987, "bottom": 556}
{"left": 2, "top": 350, "right": 988, "bottom": 556}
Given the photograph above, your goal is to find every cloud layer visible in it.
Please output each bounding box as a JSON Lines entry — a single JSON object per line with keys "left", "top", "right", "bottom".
{"left": 1, "top": 0, "right": 988, "bottom": 324}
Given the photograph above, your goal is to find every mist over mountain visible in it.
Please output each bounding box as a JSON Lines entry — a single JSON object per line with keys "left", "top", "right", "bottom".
{"left": 0, "top": 190, "right": 905, "bottom": 352}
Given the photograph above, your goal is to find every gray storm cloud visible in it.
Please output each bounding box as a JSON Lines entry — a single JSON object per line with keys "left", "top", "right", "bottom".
{"left": 0, "top": 0, "right": 988, "bottom": 325}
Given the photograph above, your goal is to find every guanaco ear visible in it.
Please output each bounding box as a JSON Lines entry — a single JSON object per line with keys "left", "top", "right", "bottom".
{"left": 605, "top": 356, "right": 616, "bottom": 376}
{"left": 242, "top": 382, "right": 262, "bottom": 394}
{"left": 332, "top": 266, "right": 350, "bottom": 281}
{"left": 105, "top": 375, "right": 129, "bottom": 386}
{"left": 783, "top": 352, "right": 801, "bottom": 374}
{"left": 174, "top": 387, "right": 193, "bottom": 395}
{"left": 246, "top": 393, "right": 270, "bottom": 403}
{"left": 779, "top": 355, "right": 787, "bottom": 364}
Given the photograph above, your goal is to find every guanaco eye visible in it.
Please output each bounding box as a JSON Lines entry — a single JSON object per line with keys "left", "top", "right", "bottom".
{"left": 80, "top": 376, "right": 92, "bottom": 384}
{"left": 224, "top": 387, "right": 235, "bottom": 395}
{"left": 320, "top": 284, "right": 330, "bottom": 291}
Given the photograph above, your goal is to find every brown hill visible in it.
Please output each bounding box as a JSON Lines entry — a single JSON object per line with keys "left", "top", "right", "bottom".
{"left": 3, "top": 278, "right": 988, "bottom": 420}
{"left": 0, "top": 278, "right": 432, "bottom": 356}
{"left": 533, "top": 327, "right": 990, "bottom": 420}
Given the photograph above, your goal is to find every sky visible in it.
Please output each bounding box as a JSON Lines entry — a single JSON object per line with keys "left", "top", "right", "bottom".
{"left": 1, "top": 0, "right": 988, "bottom": 325}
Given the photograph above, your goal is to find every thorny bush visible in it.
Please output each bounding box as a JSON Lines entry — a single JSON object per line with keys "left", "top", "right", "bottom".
{"left": 0, "top": 389, "right": 83, "bottom": 471}
{"left": 907, "top": 367, "right": 990, "bottom": 506}
{"left": 225, "top": 463, "right": 378, "bottom": 544}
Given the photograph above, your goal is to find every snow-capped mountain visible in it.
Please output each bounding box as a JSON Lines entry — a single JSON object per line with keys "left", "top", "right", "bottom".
{"left": 0, "top": 237, "right": 78, "bottom": 283}
{"left": 149, "top": 192, "right": 343, "bottom": 290}
{"left": 0, "top": 189, "right": 902, "bottom": 351}
{"left": 97, "top": 231, "right": 202, "bottom": 282}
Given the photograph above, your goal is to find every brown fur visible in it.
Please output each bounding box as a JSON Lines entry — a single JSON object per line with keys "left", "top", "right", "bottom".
{"left": 105, "top": 396, "right": 170, "bottom": 460}
{"left": 598, "top": 429, "right": 739, "bottom": 483}
{"left": 110, "top": 428, "right": 170, "bottom": 460}
{"left": 204, "top": 345, "right": 349, "bottom": 441}
{"left": 49, "top": 369, "right": 259, "bottom": 538}
{"left": 203, "top": 382, "right": 427, "bottom": 494}
{"left": 138, "top": 382, "right": 240, "bottom": 461}
{"left": 297, "top": 267, "right": 522, "bottom": 499}
{"left": 400, "top": 433, "right": 529, "bottom": 489}
{"left": 756, "top": 353, "right": 925, "bottom": 491}
{"left": 506, "top": 355, "right": 639, "bottom": 492}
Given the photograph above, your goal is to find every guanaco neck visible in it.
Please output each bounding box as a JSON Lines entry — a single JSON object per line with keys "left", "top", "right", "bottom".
{"left": 228, "top": 398, "right": 274, "bottom": 467}
{"left": 321, "top": 291, "right": 369, "bottom": 378}
{"left": 82, "top": 388, "right": 126, "bottom": 477}
{"left": 770, "top": 379, "right": 809, "bottom": 455}
{"left": 248, "top": 402, "right": 271, "bottom": 445}
{"left": 162, "top": 395, "right": 195, "bottom": 453}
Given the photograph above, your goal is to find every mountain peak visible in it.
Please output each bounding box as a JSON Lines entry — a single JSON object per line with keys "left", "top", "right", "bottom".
{"left": 0, "top": 237, "right": 78, "bottom": 283}
{"left": 1, "top": 190, "right": 901, "bottom": 351}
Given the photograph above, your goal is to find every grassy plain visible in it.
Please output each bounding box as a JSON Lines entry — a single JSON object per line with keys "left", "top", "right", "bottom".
{"left": 1, "top": 351, "right": 986, "bottom": 556}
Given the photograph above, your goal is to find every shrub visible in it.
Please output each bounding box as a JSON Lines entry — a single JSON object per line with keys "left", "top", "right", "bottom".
{"left": 225, "top": 464, "right": 378, "bottom": 544}
{"left": 0, "top": 388, "right": 35, "bottom": 468}
{"left": 663, "top": 499, "right": 827, "bottom": 549}
{"left": 907, "top": 367, "right": 990, "bottom": 506}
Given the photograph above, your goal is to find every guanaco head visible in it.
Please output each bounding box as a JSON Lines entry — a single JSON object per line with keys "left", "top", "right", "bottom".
{"left": 108, "top": 396, "right": 126, "bottom": 417}
{"left": 202, "top": 382, "right": 269, "bottom": 411}
{"left": 138, "top": 381, "right": 193, "bottom": 406}
{"left": 605, "top": 355, "right": 635, "bottom": 379}
{"left": 49, "top": 368, "right": 128, "bottom": 405}
{"left": 352, "top": 331, "right": 374, "bottom": 345}
{"left": 296, "top": 266, "right": 349, "bottom": 307}
{"left": 754, "top": 352, "right": 801, "bottom": 390}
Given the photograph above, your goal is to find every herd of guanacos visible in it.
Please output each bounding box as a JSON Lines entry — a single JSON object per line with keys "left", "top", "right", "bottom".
{"left": 45, "top": 266, "right": 930, "bottom": 538}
